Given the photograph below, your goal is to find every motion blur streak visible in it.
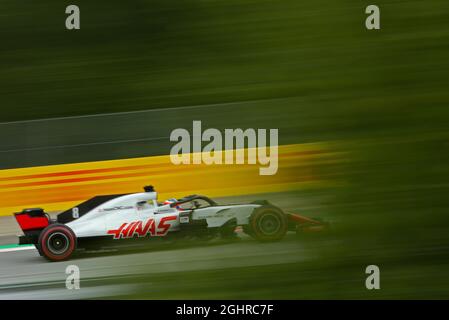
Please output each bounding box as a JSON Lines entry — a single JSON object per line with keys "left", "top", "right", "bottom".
{"left": 0, "top": 143, "right": 338, "bottom": 215}
{"left": 1, "top": 0, "right": 449, "bottom": 299}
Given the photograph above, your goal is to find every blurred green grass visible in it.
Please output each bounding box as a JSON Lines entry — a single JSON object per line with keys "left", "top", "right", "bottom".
{"left": 4, "top": 1, "right": 446, "bottom": 122}
{"left": 118, "top": 259, "right": 449, "bottom": 299}
{"left": 1, "top": 0, "right": 449, "bottom": 298}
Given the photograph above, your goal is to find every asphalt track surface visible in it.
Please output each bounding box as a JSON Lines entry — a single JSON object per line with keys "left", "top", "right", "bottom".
{"left": 0, "top": 234, "right": 310, "bottom": 299}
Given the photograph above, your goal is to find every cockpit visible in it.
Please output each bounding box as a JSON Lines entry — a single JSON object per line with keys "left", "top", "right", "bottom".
{"left": 162, "top": 195, "right": 217, "bottom": 211}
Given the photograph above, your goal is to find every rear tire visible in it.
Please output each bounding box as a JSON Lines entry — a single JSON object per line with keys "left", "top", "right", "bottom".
{"left": 38, "top": 224, "right": 76, "bottom": 261}
{"left": 36, "top": 243, "right": 44, "bottom": 256}
{"left": 246, "top": 207, "right": 288, "bottom": 241}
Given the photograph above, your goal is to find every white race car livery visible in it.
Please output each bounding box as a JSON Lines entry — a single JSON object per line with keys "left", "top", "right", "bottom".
{"left": 14, "top": 186, "right": 326, "bottom": 261}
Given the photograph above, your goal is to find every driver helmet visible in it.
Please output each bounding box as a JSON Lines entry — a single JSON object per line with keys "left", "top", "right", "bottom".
{"left": 163, "top": 198, "right": 183, "bottom": 210}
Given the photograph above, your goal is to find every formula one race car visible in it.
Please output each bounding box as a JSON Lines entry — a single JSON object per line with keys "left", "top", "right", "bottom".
{"left": 14, "top": 186, "right": 326, "bottom": 261}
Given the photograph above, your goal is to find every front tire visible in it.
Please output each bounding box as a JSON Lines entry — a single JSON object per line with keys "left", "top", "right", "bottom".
{"left": 247, "top": 207, "right": 288, "bottom": 241}
{"left": 38, "top": 224, "right": 76, "bottom": 261}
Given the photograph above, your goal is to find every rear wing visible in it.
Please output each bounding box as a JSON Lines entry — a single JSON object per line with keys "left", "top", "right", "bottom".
{"left": 14, "top": 208, "right": 50, "bottom": 245}
{"left": 14, "top": 208, "right": 50, "bottom": 232}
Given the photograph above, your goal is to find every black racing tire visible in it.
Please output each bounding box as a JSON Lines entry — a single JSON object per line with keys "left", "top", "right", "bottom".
{"left": 36, "top": 243, "right": 44, "bottom": 256}
{"left": 247, "top": 206, "right": 288, "bottom": 242}
{"left": 38, "top": 224, "right": 77, "bottom": 261}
